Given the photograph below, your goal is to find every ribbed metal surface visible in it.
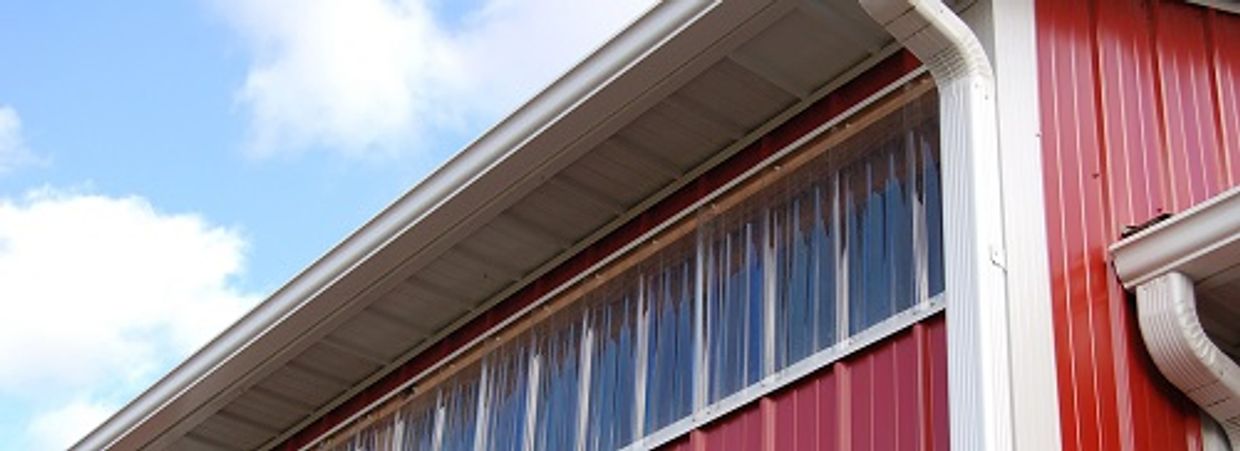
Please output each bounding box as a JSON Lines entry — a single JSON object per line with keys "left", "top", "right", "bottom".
{"left": 173, "top": 1, "right": 903, "bottom": 449}
{"left": 657, "top": 315, "right": 948, "bottom": 451}
{"left": 1136, "top": 272, "right": 1240, "bottom": 448}
{"left": 1036, "top": 0, "right": 1240, "bottom": 450}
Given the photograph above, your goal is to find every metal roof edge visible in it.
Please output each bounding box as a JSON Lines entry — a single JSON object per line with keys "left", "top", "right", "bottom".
{"left": 73, "top": 2, "right": 731, "bottom": 449}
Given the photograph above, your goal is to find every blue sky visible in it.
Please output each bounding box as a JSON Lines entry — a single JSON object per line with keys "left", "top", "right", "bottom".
{"left": 0, "top": 1, "right": 651, "bottom": 448}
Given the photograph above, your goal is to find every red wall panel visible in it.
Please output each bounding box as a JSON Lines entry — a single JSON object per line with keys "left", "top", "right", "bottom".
{"left": 658, "top": 316, "right": 949, "bottom": 451}
{"left": 1213, "top": 11, "right": 1240, "bottom": 184}
{"left": 1037, "top": 1, "right": 1240, "bottom": 450}
{"left": 1156, "top": 2, "right": 1227, "bottom": 208}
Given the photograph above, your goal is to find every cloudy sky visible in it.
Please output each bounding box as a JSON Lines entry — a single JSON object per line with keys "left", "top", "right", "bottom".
{"left": 0, "top": 1, "right": 653, "bottom": 449}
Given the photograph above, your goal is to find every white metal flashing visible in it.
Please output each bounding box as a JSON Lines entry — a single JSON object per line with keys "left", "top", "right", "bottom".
{"left": 858, "top": 1, "right": 1014, "bottom": 450}
{"left": 1111, "top": 186, "right": 1240, "bottom": 450}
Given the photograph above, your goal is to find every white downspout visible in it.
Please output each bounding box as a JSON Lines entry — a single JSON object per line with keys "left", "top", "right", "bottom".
{"left": 857, "top": 1, "right": 1013, "bottom": 451}
{"left": 1136, "top": 272, "right": 1240, "bottom": 449}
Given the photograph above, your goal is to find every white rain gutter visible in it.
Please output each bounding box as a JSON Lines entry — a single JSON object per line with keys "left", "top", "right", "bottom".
{"left": 1112, "top": 186, "right": 1240, "bottom": 449}
{"left": 72, "top": 1, "right": 723, "bottom": 449}
{"left": 857, "top": 1, "right": 1014, "bottom": 450}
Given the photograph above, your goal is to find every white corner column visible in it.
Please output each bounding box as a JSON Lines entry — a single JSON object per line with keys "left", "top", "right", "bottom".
{"left": 981, "top": 0, "right": 1064, "bottom": 448}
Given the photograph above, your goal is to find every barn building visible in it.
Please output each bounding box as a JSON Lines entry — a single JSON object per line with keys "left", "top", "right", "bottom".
{"left": 78, "top": 0, "right": 1240, "bottom": 449}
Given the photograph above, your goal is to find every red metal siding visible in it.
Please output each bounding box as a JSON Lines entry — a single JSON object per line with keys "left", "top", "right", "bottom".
{"left": 1037, "top": 1, "right": 1240, "bottom": 450}
{"left": 1213, "top": 11, "right": 1240, "bottom": 183}
{"left": 656, "top": 315, "right": 949, "bottom": 451}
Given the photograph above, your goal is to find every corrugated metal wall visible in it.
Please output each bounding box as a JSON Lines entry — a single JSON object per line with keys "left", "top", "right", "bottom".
{"left": 657, "top": 315, "right": 948, "bottom": 451}
{"left": 1036, "top": 0, "right": 1240, "bottom": 450}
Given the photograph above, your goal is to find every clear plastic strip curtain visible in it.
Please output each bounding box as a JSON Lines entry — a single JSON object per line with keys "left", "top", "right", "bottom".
{"left": 326, "top": 90, "right": 942, "bottom": 451}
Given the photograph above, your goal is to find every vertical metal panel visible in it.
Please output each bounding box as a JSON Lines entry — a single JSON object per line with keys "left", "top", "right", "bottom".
{"left": 1156, "top": 2, "right": 1226, "bottom": 208}
{"left": 1037, "top": 0, "right": 1240, "bottom": 450}
{"left": 657, "top": 315, "right": 947, "bottom": 451}
{"left": 1212, "top": 11, "right": 1240, "bottom": 185}
{"left": 927, "top": 316, "right": 948, "bottom": 451}
{"left": 1037, "top": 0, "right": 1118, "bottom": 449}
{"left": 1095, "top": 0, "right": 1171, "bottom": 225}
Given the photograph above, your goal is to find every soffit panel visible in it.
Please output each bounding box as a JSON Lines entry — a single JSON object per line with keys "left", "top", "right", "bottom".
{"left": 174, "top": 1, "right": 902, "bottom": 448}
{"left": 257, "top": 366, "right": 348, "bottom": 409}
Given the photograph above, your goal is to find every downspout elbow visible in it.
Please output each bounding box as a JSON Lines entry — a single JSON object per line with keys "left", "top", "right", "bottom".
{"left": 859, "top": 0, "right": 993, "bottom": 83}
{"left": 1136, "top": 273, "right": 1240, "bottom": 449}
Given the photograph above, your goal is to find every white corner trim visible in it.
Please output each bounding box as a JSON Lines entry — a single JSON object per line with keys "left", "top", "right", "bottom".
{"left": 987, "top": 0, "right": 1063, "bottom": 448}
{"left": 1112, "top": 186, "right": 1240, "bottom": 289}
{"left": 858, "top": 1, "right": 1013, "bottom": 450}
{"left": 1134, "top": 272, "right": 1240, "bottom": 449}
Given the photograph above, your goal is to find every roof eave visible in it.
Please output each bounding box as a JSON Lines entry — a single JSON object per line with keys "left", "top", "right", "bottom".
{"left": 72, "top": 1, "right": 789, "bottom": 448}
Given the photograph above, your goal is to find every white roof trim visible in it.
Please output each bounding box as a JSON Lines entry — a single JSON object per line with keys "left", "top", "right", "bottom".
{"left": 73, "top": 1, "right": 786, "bottom": 448}
{"left": 1112, "top": 186, "right": 1240, "bottom": 289}
{"left": 1112, "top": 186, "right": 1240, "bottom": 449}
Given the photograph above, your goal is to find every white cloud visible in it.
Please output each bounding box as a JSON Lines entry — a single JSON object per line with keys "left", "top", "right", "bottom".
{"left": 217, "top": 0, "right": 655, "bottom": 157}
{"left": 0, "top": 106, "right": 42, "bottom": 175}
{"left": 0, "top": 188, "right": 260, "bottom": 448}
{"left": 26, "top": 400, "right": 113, "bottom": 451}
